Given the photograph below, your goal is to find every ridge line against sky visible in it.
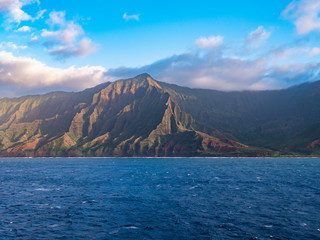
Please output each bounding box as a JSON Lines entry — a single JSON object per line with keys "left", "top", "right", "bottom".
{"left": 0, "top": 0, "right": 320, "bottom": 96}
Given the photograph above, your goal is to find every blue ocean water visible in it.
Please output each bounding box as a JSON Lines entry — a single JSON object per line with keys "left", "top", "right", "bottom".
{"left": 0, "top": 158, "right": 319, "bottom": 240}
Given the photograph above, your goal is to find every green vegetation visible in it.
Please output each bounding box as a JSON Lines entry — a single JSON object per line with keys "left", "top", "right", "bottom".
{"left": 0, "top": 73, "right": 319, "bottom": 157}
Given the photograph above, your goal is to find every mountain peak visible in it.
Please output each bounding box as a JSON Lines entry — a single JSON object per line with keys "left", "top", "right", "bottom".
{"left": 133, "top": 73, "right": 162, "bottom": 89}
{"left": 2, "top": 74, "right": 320, "bottom": 157}
{"left": 134, "top": 73, "right": 153, "bottom": 80}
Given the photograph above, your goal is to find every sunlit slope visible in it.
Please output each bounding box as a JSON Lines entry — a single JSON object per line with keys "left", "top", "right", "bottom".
{"left": 0, "top": 74, "right": 256, "bottom": 157}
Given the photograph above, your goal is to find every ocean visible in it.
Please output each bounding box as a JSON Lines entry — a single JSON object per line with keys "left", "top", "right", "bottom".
{"left": 0, "top": 157, "right": 319, "bottom": 239}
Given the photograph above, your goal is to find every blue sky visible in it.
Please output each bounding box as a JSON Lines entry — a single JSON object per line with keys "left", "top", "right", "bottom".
{"left": 0, "top": 0, "right": 320, "bottom": 96}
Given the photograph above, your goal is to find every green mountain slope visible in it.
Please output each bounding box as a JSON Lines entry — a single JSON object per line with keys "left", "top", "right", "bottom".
{"left": 0, "top": 74, "right": 259, "bottom": 157}
{"left": 158, "top": 79, "right": 320, "bottom": 155}
{"left": 0, "top": 73, "right": 319, "bottom": 157}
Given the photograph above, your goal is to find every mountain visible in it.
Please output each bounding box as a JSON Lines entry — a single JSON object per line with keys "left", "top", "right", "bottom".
{"left": 0, "top": 73, "right": 319, "bottom": 157}
{"left": 160, "top": 80, "right": 320, "bottom": 155}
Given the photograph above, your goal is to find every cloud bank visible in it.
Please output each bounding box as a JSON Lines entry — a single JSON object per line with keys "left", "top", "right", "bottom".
{"left": 1, "top": 22, "right": 320, "bottom": 97}
{"left": 0, "top": 1, "right": 319, "bottom": 97}
{"left": 0, "top": 51, "right": 109, "bottom": 96}
{"left": 107, "top": 50, "right": 319, "bottom": 91}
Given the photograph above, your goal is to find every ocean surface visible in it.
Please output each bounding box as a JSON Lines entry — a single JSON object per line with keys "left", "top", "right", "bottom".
{"left": 0, "top": 157, "right": 319, "bottom": 240}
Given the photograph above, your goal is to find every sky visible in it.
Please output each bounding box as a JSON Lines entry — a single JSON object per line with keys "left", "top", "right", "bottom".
{"left": 0, "top": 0, "right": 320, "bottom": 96}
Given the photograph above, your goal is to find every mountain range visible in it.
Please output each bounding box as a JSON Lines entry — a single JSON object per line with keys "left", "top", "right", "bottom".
{"left": 0, "top": 73, "right": 319, "bottom": 157}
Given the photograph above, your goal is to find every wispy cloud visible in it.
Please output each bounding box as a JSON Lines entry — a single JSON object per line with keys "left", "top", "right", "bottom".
{"left": 309, "top": 47, "right": 320, "bottom": 56}
{"left": 0, "top": 0, "right": 46, "bottom": 27}
{"left": 0, "top": 42, "right": 27, "bottom": 50}
{"left": 265, "top": 63, "right": 320, "bottom": 86}
{"left": 30, "top": 34, "right": 39, "bottom": 43}
{"left": 195, "top": 36, "right": 224, "bottom": 49}
{"left": 47, "top": 38, "right": 97, "bottom": 58}
{"left": 246, "top": 26, "right": 271, "bottom": 48}
{"left": 270, "top": 46, "right": 320, "bottom": 60}
{"left": 282, "top": 0, "right": 320, "bottom": 35}
{"left": 15, "top": 26, "right": 31, "bottom": 32}
{"left": 45, "top": 10, "right": 66, "bottom": 26}
{"left": 41, "top": 11, "right": 97, "bottom": 59}
{"left": 123, "top": 12, "right": 140, "bottom": 21}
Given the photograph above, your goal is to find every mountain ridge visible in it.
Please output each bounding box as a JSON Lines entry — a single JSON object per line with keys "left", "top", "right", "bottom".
{"left": 0, "top": 73, "right": 319, "bottom": 157}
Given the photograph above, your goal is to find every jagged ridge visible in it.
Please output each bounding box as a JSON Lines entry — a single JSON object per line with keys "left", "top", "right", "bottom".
{"left": 0, "top": 74, "right": 255, "bottom": 157}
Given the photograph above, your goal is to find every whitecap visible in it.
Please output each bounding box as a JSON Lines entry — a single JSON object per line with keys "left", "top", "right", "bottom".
{"left": 124, "top": 225, "right": 139, "bottom": 229}
{"left": 109, "top": 229, "right": 119, "bottom": 235}
{"left": 48, "top": 224, "right": 59, "bottom": 228}
{"left": 35, "top": 188, "right": 51, "bottom": 191}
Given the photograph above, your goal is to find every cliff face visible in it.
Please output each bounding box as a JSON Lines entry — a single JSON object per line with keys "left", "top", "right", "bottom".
{"left": 0, "top": 74, "right": 254, "bottom": 157}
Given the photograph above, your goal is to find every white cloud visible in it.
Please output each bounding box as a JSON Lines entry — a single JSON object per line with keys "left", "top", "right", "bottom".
{"left": 0, "top": 39, "right": 319, "bottom": 97}
{"left": 309, "top": 47, "right": 320, "bottom": 56}
{"left": 0, "top": 51, "right": 109, "bottom": 93}
{"left": 0, "top": 41, "right": 27, "bottom": 50}
{"left": 33, "top": 9, "right": 46, "bottom": 21}
{"left": 123, "top": 12, "right": 140, "bottom": 21}
{"left": 195, "top": 36, "right": 224, "bottom": 49}
{"left": 30, "top": 34, "right": 38, "bottom": 43}
{"left": 41, "top": 11, "right": 97, "bottom": 59}
{"left": 272, "top": 46, "right": 320, "bottom": 59}
{"left": 265, "top": 62, "right": 320, "bottom": 86}
{"left": 42, "top": 22, "right": 84, "bottom": 45}
{"left": 0, "top": 23, "right": 319, "bottom": 96}
{"left": 107, "top": 50, "right": 320, "bottom": 91}
{"left": 283, "top": 0, "right": 320, "bottom": 35}
{"left": 107, "top": 52, "right": 275, "bottom": 91}
{"left": 0, "top": 0, "right": 35, "bottom": 23}
{"left": 273, "top": 47, "right": 307, "bottom": 59}
{"left": 0, "top": 0, "right": 45, "bottom": 25}
{"left": 246, "top": 26, "right": 271, "bottom": 48}
{"left": 105, "top": 33, "right": 320, "bottom": 91}
{"left": 0, "top": 47, "right": 314, "bottom": 96}
{"left": 46, "top": 10, "right": 66, "bottom": 26}
{"left": 47, "top": 38, "right": 97, "bottom": 58}
{"left": 15, "top": 26, "right": 31, "bottom": 32}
